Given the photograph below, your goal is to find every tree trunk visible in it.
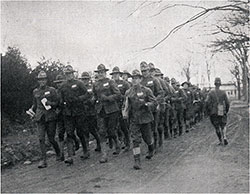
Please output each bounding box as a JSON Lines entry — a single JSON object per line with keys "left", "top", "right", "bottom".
{"left": 237, "top": 78, "right": 241, "bottom": 100}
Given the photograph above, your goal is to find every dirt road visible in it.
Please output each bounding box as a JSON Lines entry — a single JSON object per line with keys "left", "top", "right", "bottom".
{"left": 1, "top": 101, "right": 249, "bottom": 193}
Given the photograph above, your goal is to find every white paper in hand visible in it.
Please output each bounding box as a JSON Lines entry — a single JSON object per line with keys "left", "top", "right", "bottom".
{"left": 41, "top": 98, "right": 51, "bottom": 110}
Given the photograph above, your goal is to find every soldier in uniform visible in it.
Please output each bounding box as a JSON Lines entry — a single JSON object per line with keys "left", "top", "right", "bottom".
{"left": 181, "top": 81, "right": 194, "bottom": 132}
{"left": 54, "top": 75, "right": 80, "bottom": 161}
{"left": 140, "top": 62, "right": 163, "bottom": 150}
{"left": 121, "top": 70, "right": 132, "bottom": 86}
{"left": 153, "top": 68, "right": 170, "bottom": 147}
{"left": 110, "top": 66, "right": 131, "bottom": 151}
{"left": 164, "top": 76, "right": 175, "bottom": 138}
{"left": 30, "top": 71, "right": 60, "bottom": 168}
{"left": 80, "top": 72, "right": 101, "bottom": 152}
{"left": 59, "top": 65, "right": 90, "bottom": 165}
{"left": 123, "top": 69, "right": 157, "bottom": 169}
{"left": 171, "top": 79, "right": 187, "bottom": 137}
{"left": 93, "top": 64, "right": 121, "bottom": 163}
{"left": 205, "top": 77, "right": 230, "bottom": 145}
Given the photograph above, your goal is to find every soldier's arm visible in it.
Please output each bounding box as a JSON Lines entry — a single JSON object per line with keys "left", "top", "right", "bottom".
{"left": 146, "top": 88, "right": 157, "bottom": 109}
{"left": 78, "top": 81, "right": 90, "bottom": 101}
{"left": 107, "top": 79, "right": 121, "bottom": 101}
{"left": 224, "top": 92, "right": 230, "bottom": 113}
{"left": 179, "top": 89, "right": 187, "bottom": 101}
{"left": 154, "top": 78, "right": 164, "bottom": 101}
{"left": 31, "top": 89, "right": 37, "bottom": 112}
{"left": 46, "top": 87, "right": 59, "bottom": 107}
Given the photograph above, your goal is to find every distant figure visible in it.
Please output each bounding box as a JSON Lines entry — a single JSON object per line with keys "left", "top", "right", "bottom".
{"left": 206, "top": 77, "right": 230, "bottom": 145}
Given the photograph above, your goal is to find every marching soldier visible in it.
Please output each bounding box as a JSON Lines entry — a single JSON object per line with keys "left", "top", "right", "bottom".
{"left": 153, "top": 68, "right": 170, "bottom": 147}
{"left": 181, "top": 81, "right": 194, "bottom": 132}
{"left": 140, "top": 62, "right": 163, "bottom": 150}
{"left": 29, "top": 71, "right": 60, "bottom": 168}
{"left": 59, "top": 65, "right": 90, "bottom": 165}
{"left": 110, "top": 66, "right": 131, "bottom": 151}
{"left": 205, "top": 77, "right": 230, "bottom": 145}
{"left": 54, "top": 74, "right": 80, "bottom": 161}
{"left": 80, "top": 72, "right": 101, "bottom": 152}
{"left": 171, "top": 79, "right": 187, "bottom": 137}
{"left": 123, "top": 69, "right": 157, "bottom": 169}
{"left": 93, "top": 64, "right": 121, "bottom": 163}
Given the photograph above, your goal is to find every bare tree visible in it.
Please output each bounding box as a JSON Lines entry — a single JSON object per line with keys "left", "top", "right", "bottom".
{"left": 180, "top": 60, "right": 192, "bottom": 82}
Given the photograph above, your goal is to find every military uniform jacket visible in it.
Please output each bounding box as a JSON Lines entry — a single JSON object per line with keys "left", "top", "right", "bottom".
{"left": 141, "top": 75, "right": 163, "bottom": 112}
{"left": 183, "top": 88, "right": 194, "bottom": 108}
{"left": 83, "top": 82, "right": 96, "bottom": 116}
{"left": 114, "top": 79, "right": 130, "bottom": 109}
{"left": 59, "top": 79, "right": 89, "bottom": 116}
{"left": 125, "top": 85, "right": 157, "bottom": 124}
{"left": 205, "top": 89, "right": 230, "bottom": 116}
{"left": 171, "top": 88, "right": 187, "bottom": 110}
{"left": 32, "top": 86, "right": 58, "bottom": 122}
{"left": 93, "top": 77, "right": 121, "bottom": 115}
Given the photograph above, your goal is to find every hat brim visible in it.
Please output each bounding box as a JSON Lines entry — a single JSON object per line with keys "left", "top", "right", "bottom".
{"left": 64, "top": 70, "right": 76, "bottom": 74}
{"left": 110, "top": 71, "right": 122, "bottom": 75}
{"left": 94, "top": 69, "right": 109, "bottom": 73}
{"left": 131, "top": 75, "right": 142, "bottom": 78}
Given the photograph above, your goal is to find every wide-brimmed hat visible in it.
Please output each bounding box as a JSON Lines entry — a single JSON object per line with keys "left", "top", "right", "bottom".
{"left": 181, "top": 81, "right": 191, "bottom": 87}
{"left": 37, "top": 71, "right": 47, "bottom": 79}
{"left": 80, "top": 72, "right": 90, "bottom": 79}
{"left": 154, "top": 68, "right": 163, "bottom": 76}
{"left": 122, "top": 70, "right": 132, "bottom": 77}
{"left": 54, "top": 74, "right": 65, "bottom": 83}
{"left": 64, "top": 65, "right": 76, "bottom": 74}
{"left": 94, "top": 64, "right": 109, "bottom": 73}
{"left": 140, "top": 61, "right": 149, "bottom": 71}
{"left": 131, "top": 69, "right": 142, "bottom": 78}
{"left": 110, "top": 66, "right": 122, "bottom": 75}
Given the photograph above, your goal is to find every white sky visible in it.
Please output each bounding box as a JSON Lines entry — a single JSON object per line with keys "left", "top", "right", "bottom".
{"left": 1, "top": 0, "right": 235, "bottom": 85}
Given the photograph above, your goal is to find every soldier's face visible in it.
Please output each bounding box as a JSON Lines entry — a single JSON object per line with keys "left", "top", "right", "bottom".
{"left": 150, "top": 70, "right": 155, "bottom": 76}
{"left": 141, "top": 69, "right": 149, "bottom": 77}
{"left": 65, "top": 72, "right": 74, "bottom": 80}
{"left": 112, "top": 73, "right": 120, "bottom": 81}
{"left": 81, "top": 78, "right": 90, "bottom": 85}
{"left": 132, "top": 76, "right": 141, "bottom": 85}
{"left": 56, "top": 82, "right": 63, "bottom": 89}
{"left": 98, "top": 70, "right": 106, "bottom": 79}
{"left": 38, "top": 79, "right": 47, "bottom": 87}
{"left": 122, "top": 74, "right": 128, "bottom": 80}
{"left": 183, "top": 84, "right": 188, "bottom": 89}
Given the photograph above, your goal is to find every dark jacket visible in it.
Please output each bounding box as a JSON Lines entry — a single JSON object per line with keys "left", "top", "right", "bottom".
{"left": 205, "top": 89, "right": 230, "bottom": 116}
{"left": 93, "top": 77, "right": 121, "bottom": 115}
{"left": 114, "top": 79, "right": 130, "bottom": 109}
{"left": 171, "top": 88, "right": 187, "bottom": 110}
{"left": 59, "top": 79, "right": 89, "bottom": 116}
{"left": 125, "top": 84, "right": 157, "bottom": 124}
{"left": 32, "top": 86, "right": 58, "bottom": 122}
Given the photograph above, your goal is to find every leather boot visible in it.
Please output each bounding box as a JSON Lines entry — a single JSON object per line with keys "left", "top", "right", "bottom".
{"left": 113, "top": 137, "right": 121, "bottom": 155}
{"left": 133, "top": 155, "right": 141, "bottom": 170}
{"left": 146, "top": 144, "right": 154, "bottom": 159}
{"left": 38, "top": 160, "right": 47, "bottom": 168}
{"left": 58, "top": 141, "right": 64, "bottom": 161}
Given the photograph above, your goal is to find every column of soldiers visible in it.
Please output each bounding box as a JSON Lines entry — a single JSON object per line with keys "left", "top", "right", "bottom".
{"left": 28, "top": 62, "right": 221, "bottom": 170}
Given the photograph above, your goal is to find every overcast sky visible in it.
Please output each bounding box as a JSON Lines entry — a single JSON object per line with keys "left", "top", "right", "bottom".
{"left": 1, "top": 0, "right": 235, "bottom": 85}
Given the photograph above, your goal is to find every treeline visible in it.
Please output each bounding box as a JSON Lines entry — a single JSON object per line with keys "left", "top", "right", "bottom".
{"left": 1, "top": 46, "right": 66, "bottom": 122}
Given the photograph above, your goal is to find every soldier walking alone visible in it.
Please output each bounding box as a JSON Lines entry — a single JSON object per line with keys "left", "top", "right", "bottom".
{"left": 206, "top": 77, "right": 230, "bottom": 145}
